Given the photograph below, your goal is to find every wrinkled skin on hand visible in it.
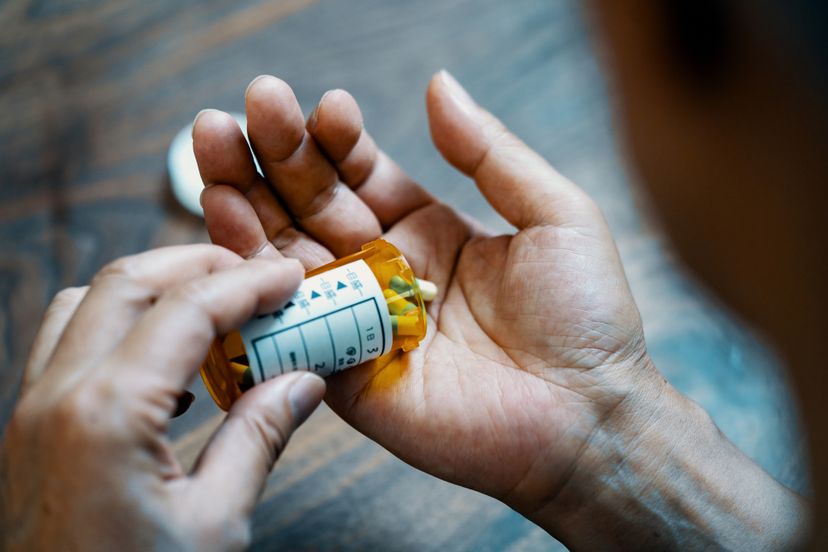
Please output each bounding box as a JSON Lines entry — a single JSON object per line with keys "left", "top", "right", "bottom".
{"left": 193, "top": 71, "right": 660, "bottom": 515}
{"left": 1, "top": 247, "right": 325, "bottom": 551}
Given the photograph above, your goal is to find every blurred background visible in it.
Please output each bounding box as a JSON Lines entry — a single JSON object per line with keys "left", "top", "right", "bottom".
{"left": 0, "top": 0, "right": 807, "bottom": 549}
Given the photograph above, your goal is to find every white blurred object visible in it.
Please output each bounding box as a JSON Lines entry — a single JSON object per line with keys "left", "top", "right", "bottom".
{"left": 167, "top": 112, "right": 251, "bottom": 217}
{"left": 417, "top": 278, "right": 438, "bottom": 301}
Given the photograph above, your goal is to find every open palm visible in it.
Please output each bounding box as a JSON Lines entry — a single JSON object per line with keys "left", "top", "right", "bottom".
{"left": 193, "top": 72, "right": 655, "bottom": 514}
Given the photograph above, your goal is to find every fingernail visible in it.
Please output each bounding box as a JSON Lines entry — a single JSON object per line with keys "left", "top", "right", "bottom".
{"left": 198, "top": 186, "right": 211, "bottom": 207}
{"left": 191, "top": 108, "right": 217, "bottom": 137}
{"left": 172, "top": 391, "right": 195, "bottom": 418}
{"left": 307, "top": 104, "right": 320, "bottom": 132}
{"left": 439, "top": 70, "right": 475, "bottom": 114}
{"left": 307, "top": 90, "right": 332, "bottom": 132}
{"left": 245, "top": 74, "right": 270, "bottom": 99}
{"left": 287, "top": 373, "right": 326, "bottom": 427}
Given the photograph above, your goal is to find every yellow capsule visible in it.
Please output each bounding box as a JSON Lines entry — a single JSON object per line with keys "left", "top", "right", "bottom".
{"left": 384, "top": 288, "right": 417, "bottom": 315}
{"left": 391, "top": 314, "right": 420, "bottom": 336}
{"left": 230, "top": 361, "right": 255, "bottom": 391}
{"left": 229, "top": 361, "right": 248, "bottom": 380}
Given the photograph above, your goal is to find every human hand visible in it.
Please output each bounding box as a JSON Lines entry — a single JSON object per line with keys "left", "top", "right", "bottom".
{"left": 191, "top": 72, "right": 664, "bottom": 520}
{"left": 1, "top": 246, "right": 325, "bottom": 551}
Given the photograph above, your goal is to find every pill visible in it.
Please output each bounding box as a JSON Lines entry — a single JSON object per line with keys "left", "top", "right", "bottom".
{"left": 229, "top": 361, "right": 255, "bottom": 391}
{"left": 229, "top": 361, "right": 248, "bottom": 380}
{"left": 391, "top": 315, "right": 420, "bottom": 336}
{"left": 384, "top": 288, "right": 417, "bottom": 315}
{"left": 239, "top": 368, "right": 255, "bottom": 392}
{"left": 389, "top": 275, "right": 412, "bottom": 294}
{"left": 416, "top": 278, "right": 438, "bottom": 301}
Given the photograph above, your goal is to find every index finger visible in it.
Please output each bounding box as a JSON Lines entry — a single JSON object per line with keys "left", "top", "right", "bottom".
{"left": 107, "top": 257, "right": 303, "bottom": 393}
{"left": 45, "top": 245, "right": 244, "bottom": 391}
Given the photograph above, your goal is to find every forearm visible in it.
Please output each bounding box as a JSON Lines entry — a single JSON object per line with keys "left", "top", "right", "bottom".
{"left": 523, "top": 372, "right": 809, "bottom": 550}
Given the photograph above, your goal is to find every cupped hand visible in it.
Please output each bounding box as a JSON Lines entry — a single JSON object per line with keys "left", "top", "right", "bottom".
{"left": 1, "top": 246, "right": 325, "bottom": 551}
{"left": 192, "top": 71, "right": 664, "bottom": 518}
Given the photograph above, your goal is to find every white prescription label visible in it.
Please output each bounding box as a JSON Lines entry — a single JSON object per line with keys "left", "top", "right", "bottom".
{"left": 240, "top": 260, "right": 392, "bottom": 382}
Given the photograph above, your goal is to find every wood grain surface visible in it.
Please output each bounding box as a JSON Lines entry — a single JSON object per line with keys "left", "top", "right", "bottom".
{"left": 0, "top": 0, "right": 807, "bottom": 549}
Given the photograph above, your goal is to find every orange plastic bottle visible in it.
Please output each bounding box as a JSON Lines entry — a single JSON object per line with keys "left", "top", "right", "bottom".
{"left": 200, "top": 239, "right": 428, "bottom": 410}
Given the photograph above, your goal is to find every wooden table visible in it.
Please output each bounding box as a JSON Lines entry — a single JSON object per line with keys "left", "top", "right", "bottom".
{"left": 0, "top": 0, "right": 807, "bottom": 548}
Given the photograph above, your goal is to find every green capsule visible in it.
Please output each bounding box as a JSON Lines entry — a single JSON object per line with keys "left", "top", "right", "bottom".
{"left": 385, "top": 288, "right": 417, "bottom": 315}
{"left": 240, "top": 367, "right": 255, "bottom": 392}
{"left": 390, "top": 314, "right": 419, "bottom": 336}
{"left": 389, "top": 275, "right": 412, "bottom": 294}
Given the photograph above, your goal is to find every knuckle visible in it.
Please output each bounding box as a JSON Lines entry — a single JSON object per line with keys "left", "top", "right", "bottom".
{"left": 196, "top": 510, "right": 251, "bottom": 551}
{"left": 188, "top": 243, "right": 237, "bottom": 264}
{"left": 49, "top": 384, "right": 116, "bottom": 443}
{"left": 568, "top": 191, "right": 601, "bottom": 216}
{"left": 296, "top": 181, "right": 339, "bottom": 222}
{"left": 269, "top": 225, "right": 303, "bottom": 250}
{"left": 486, "top": 121, "right": 512, "bottom": 145}
{"left": 242, "top": 409, "right": 289, "bottom": 461}
{"left": 93, "top": 255, "right": 143, "bottom": 285}
{"left": 167, "top": 278, "right": 213, "bottom": 311}
{"left": 50, "top": 286, "right": 87, "bottom": 310}
{"left": 222, "top": 518, "right": 253, "bottom": 552}
{"left": 5, "top": 400, "right": 37, "bottom": 442}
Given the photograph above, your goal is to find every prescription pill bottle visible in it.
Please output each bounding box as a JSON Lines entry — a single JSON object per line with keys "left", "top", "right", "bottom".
{"left": 200, "top": 239, "right": 428, "bottom": 410}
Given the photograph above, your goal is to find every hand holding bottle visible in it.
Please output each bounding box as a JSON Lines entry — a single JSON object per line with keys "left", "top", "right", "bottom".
{"left": 192, "top": 72, "right": 806, "bottom": 549}
{"left": 1, "top": 246, "right": 324, "bottom": 550}
{"left": 193, "top": 72, "right": 661, "bottom": 529}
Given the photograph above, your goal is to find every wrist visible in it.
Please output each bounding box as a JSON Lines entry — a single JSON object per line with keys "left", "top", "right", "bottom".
{"left": 517, "top": 358, "right": 809, "bottom": 550}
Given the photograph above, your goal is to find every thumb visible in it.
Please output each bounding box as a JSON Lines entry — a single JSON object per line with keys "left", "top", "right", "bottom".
{"left": 426, "top": 70, "right": 599, "bottom": 229}
{"left": 191, "top": 372, "right": 326, "bottom": 515}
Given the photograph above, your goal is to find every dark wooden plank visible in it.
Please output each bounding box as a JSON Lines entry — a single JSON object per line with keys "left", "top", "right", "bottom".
{"left": 0, "top": 0, "right": 806, "bottom": 549}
